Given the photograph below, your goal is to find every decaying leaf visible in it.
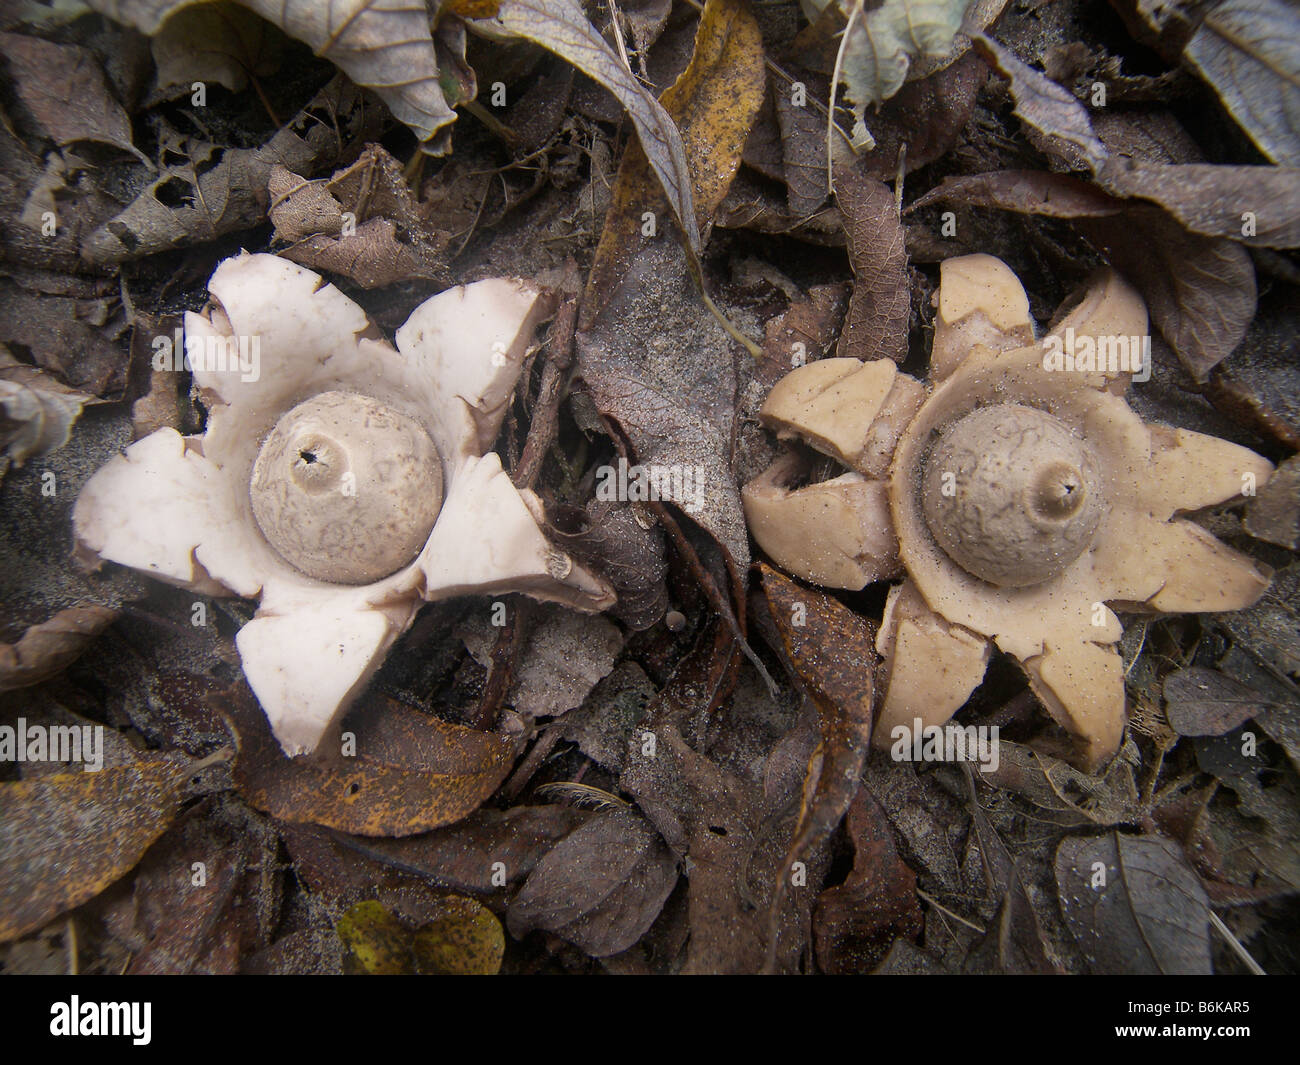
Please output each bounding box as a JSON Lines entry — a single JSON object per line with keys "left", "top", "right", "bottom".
{"left": 268, "top": 144, "right": 464, "bottom": 288}
{"left": 86, "top": 0, "right": 459, "bottom": 151}
{"left": 971, "top": 33, "right": 1108, "bottom": 172}
{"left": 0, "top": 359, "right": 95, "bottom": 478}
{"left": 224, "top": 686, "right": 514, "bottom": 837}
{"left": 834, "top": 165, "right": 909, "bottom": 363}
{"left": 0, "top": 756, "right": 190, "bottom": 942}
{"left": 584, "top": 0, "right": 765, "bottom": 307}
{"left": 803, "top": 0, "right": 976, "bottom": 146}
{"left": 1055, "top": 832, "right": 1212, "bottom": 974}
{"left": 336, "top": 900, "right": 413, "bottom": 974}
{"left": 1183, "top": 0, "right": 1300, "bottom": 167}
{"left": 0, "top": 33, "right": 141, "bottom": 158}
{"left": 506, "top": 808, "right": 678, "bottom": 956}
{"left": 1163, "top": 666, "right": 1281, "bottom": 737}
{"left": 457, "top": 601, "right": 624, "bottom": 721}
{"left": 0, "top": 604, "right": 117, "bottom": 691}
{"left": 1245, "top": 453, "right": 1300, "bottom": 549}
{"left": 148, "top": 1, "right": 283, "bottom": 97}
{"left": 812, "top": 787, "right": 921, "bottom": 973}
{"left": 83, "top": 76, "right": 379, "bottom": 265}
{"left": 1077, "top": 206, "right": 1257, "bottom": 380}
{"left": 759, "top": 564, "right": 875, "bottom": 873}
{"left": 413, "top": 895, "right": 505, "bottom": 975}
{"left": 473, "top": 0, "right": 701, "bottom": 252}
{"left": 124, "top": 797, "right": 276, "bottom": 974}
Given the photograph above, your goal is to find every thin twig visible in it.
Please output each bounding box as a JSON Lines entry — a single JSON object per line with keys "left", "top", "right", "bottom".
{"left": 917, "top": 889, "right": 986, "bottom": 934}
{"left": 1209, "top": 911, "right": 1265, "bottom": 975}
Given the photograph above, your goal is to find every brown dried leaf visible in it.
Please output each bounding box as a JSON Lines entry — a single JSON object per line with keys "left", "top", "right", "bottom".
{"left": 1077, "top": 206, "right": 1257, "bottom": 379}
{"left": 584, "top": 0, "right": 765, "bottom": 307}
{"left": 413, "top": 895, "right": 505, "bottom": 974}
{"left": 1183, "top": 0, "right": 1300, "bottom": 167}
{"left": 813, "top": 787, "right": 921, "bottom": 974}
{"left": 268, "top": 144, "right": 463, "bottom": 288}
{"left": 83, "top": 76, "right": 378, "bottom": 265}
{"left": 149, "top": 0, "right": 283, "bottom": 96}
{"left": 0, "top": 605, "right": 117, "bottom": 692}
{"left": 1055, "top": 832, "right": 1212, "bottom": 974}
{"left": 1163, "top": 666, "right": 1281, "bottom": 737}
{"left": 972, "top": 33, "right": 1108, "bottom": 172}
{"left": 1098, "top": 161, "right": 1300, "bottom": 247}
{"left": 759, "top": 563, "right": 875, "bottom": 868}
{"left": 224, "top": 686, "right": 514, "bottom": 837}
{"left": 0, "top": 756, "right": 188, "bottom": 942}
{"left": 834, "top": 166, "right": 909, "bottom": 363}
{"left": 1245, "top": 454, "right": 1300, "bottom": 549}
{"left": 125, "top": 798, "right": 275, "bottom": 974}
{"left": 0, "top": 33, "right": 139, "bottom": 156}
{"left": 910, "top": 169, "right": 1126, "bottom": 219}
{"left": 480, "top": 0, "right": 700, "bottom": 251}
{"left": 506, "top": 809, "right": 678, "bottom": 956}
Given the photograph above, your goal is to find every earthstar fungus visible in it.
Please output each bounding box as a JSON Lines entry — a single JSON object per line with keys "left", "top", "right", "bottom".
{"left": 744, "top": 254, "right": 1273, "bottom": 770}
{"left": 74, "top": 253, "right": 615, "bottom": 755}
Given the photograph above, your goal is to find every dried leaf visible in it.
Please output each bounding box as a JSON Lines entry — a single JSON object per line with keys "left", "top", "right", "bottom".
{"left": 584, "top": 0, "right": 764, "bottom": 305}
{"left": 814, "top": 0, "right": 974, "bottom": 140}
{"left": 224, "top": 686, "right": 514, "bottom": 837}
{"left": 125, "top": 798, "right": 275, "bottom": 974}
{"left": 0, "top": 361, "right": 94, "bottom": 477}
{"left": 0, "top": 757, "right": 188, "bottom": 942}
{"left": 834, "top": 166, "right": 909, "bottom": 363}
{"left": 458, "top": 601, "right": 624, "bottom": 720}
{"left": 1183, "top": 0, "right": 1300, "bottom": 167}
{"left": 1055, "top": 832, "right": 1212, "bottom": 974}
{"left": 972, "top": 33, "right": 1108, "bottom": 172}
{"left": 910, "top": 169, "right": 1126, "bottom": 219}
{"left": 0, "top": 33, "right": 140, "bottom": 157}
{"left": 981, "top": 740, "right": 1141, "bottom": 826}
{"left": 87, "top": 0, "right": 458, "bottom": 151}
{"left": 83, "top": 77, "right": 378, "bottom": 265}
{"left": 1245, "top": 454, "right": 1300, "bottom": 548}
{"left": 547, "top": 501, "right": 669, "bottom": 631}
{"left": 413, "top": 895, "right": 504, "bottom": 974}
{"left": 1077, "top": 206, "right": 1257, "bottom": 379}
{"left": 812, "top": 787, "right": 921, "bottom": 973}
{"left": 289, "top": 804, "right": 589, "bottom": 899}
{"left": 149, "top": 0, "right": 283, "bottom": 96}
{"left": 268, "top": 145, "right": 458, "bottom": 288}
{"left": 1163, "top": 666, "right": 1281, "bottom": 737}
{"left": 506, "top": 809, "right": 678, "bottom": 956}
{"left": 477, "top": 0, "right": 700, "bottom": 252}
{"left": 0, "top": 280, "right": 127, "bottom": 396}
{"left": 759, "top": 563, "right": 875, "bottom": 868}
{"left": 1098, "top": 161, "right": 1300, "bottom": 247}
{"left": 0, "top": 604, "right": 117, "bottom": 691}
{"left": 336, "top": 900, "right": 413, "bottom": 974}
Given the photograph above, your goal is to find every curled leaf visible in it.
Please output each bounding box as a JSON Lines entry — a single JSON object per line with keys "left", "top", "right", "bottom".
{"left": 0, "top": 604, "right": 118, "bottom": 692}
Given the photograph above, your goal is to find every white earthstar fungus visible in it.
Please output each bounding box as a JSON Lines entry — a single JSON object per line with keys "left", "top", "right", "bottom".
{"left": 73, "top": 253, "right": 615, "bottom": 756}
{"left": 744, "top": 254, "right": 1274, "bottom": 771}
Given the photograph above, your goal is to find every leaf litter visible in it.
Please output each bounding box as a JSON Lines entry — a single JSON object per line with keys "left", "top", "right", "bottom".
{"left": 0, "top": 0, "right": 1296, "bottom": 977}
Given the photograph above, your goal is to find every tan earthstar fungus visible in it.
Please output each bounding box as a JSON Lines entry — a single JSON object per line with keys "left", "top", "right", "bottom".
{"left": 73, "top": 253, "right": 615, "bottom": 756}
{"left": 744, "top": 254, "right": 1274, "bottom": 771}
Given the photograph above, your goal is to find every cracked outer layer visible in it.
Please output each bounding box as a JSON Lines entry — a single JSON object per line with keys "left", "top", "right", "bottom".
{"left": 921, "top": 403, "right": 1103, "bottom": 588}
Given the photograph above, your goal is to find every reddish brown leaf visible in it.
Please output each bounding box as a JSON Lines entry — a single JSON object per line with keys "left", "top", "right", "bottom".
{"left": 813, "top": 787, "right": 921, "bottom": 974}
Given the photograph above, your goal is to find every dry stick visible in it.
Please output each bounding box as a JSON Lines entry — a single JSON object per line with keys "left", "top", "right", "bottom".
{"left": 514, "top": 262, "right": 581, "bottom": 490}
{"left": 917, "top": 888, "right": 986, "bottom": 934}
